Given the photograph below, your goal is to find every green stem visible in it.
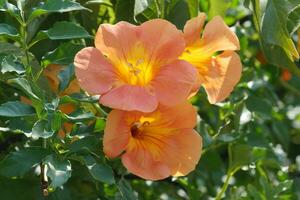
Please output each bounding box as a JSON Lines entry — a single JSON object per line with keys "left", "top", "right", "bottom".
{"left": 93, "top": 103, "right": 108, "bottom": 117}
{"left": 215, "top": 168, "right": 239, "bottom": 200}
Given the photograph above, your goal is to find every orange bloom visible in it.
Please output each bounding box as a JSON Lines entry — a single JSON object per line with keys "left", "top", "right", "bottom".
{"left": 280, "top": 69, "right": 292, "bottom": 81}
{"left": 43, "top": 64, "right": 81, "bottom": 96}
{"left": 180, "top": 14, "right": 242, "bottom": 103}
{"left": 43, "top": 64, "right": 80, "bottom": 137}
{"left": 74, "top": 19, "right": 198, "bottom": 112}
{"left": 103, "top": 102, "right": 202, "bottom": 180}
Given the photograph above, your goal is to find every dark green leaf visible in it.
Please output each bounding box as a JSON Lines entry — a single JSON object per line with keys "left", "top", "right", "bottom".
{"left": 261, "top": 0, "right": 299, "bottom": 61}
{"left": 45, "top": 155, "right": 72, "bottom": 188}
{"left": 82, "top": 154, "right": 115, "bottom": 184}
{"left": 0, "top": 23, "right": 19, "bottom": 39}
{"left": 29, "top": 0, "right": 91, "bottom": 21}
{"left": 34, "top": 21, "right": 91, "bottom": 42}
{"left": 31, "top": 119, "right": 55, "bottom": 139}
{"left": 117, "top": 178, "right": 137, "bottom": 200}
{"left": 0, "top": 147, "right": 51, "bottom": 177}
{"left": 0, "top": 101, "right": 35, "bottom": 117}
{"left": 58, "top": 64, "right": 75, "bottom": 92}
{"left": 68, "top": 136, "right": 97, "bottom": 153}
{"left": 246, "top": 95, "right": 272, "bottom": 120}
{"left": 287, "top": 5, "right": 300, "bottom": 35}
{"left": 42, "top": 42, "right": 84, "bottom": 65}
{"left": 229, "top": 144, "right": 252, "bottom": 171}
{"left": 7, "top": 77, "right": 41, "bottom": 100}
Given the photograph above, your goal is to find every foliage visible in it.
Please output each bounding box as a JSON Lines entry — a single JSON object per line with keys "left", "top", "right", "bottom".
{"left": 0, "top": 0, "right": 300, "bottom": 199}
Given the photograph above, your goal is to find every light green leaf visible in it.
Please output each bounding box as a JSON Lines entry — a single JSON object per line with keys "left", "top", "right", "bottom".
{"left": 0, "top": 147, "right": 50, "bottom": 177}
{"left": 31, "top": 119, "right": 55, "bottom": 139}
{"left": 29, "top": 0, "right": 91, "bottom": 22}
{"left": 0, "top": 55, "right": 25, "bottom": 74}
{"left": 45, "top": 155, "right": 72, "bottom": 189}
{"left": 64, "top": 111, "right": 95, "bottom": 122}
{"left": 187, "top": 0, "right": 199, "bottom": 18}
{"left": 0, "top": 101, "right": 35, "bottom": 117}
{"left": 134, "top": 0, "right": 151, "bottom": 17}
{"left": 208, "top": 0, "right": 231, "bottom": 19}
{"left": 85, "top": 0, "right": 112, "bottom": 6}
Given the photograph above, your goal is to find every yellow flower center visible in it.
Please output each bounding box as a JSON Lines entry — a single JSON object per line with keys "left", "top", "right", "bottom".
{"left": 114, "top": 43, "right": 156, "bottom": 86}
{"left": 180, "top": 46, "right": 212, "bottom": 76}
{"left": 126, "top": 114, "right": 170, "bottom": 160}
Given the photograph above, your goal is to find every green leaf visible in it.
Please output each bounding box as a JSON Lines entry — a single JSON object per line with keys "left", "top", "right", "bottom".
{"left": 208, "top": 0, "right": 230, "bottom": 19}
{"left": 246, "top": 95, "right": 272, "bottom": 120}
{"left": 0, "top": 101, "right": 35, "bottom": 117}
{"left": 34, "top": 21, "right": 91, "bottom": 42}
{"left": 117, "top": 178, "right": 137, "bottom": 200}
{"left": 81, "top": 154, "right": 115, "bottom": 184}
{"left": 85, "top": 0, "right": 113, "bottom": 6}
{"left": 0, "top": 55, "right": 25, "bottom": 74}
{"left": 42, "top": 42, "right": 84, "bottom": 65}
{"left": 134, "top": 0, "right": 151, "bottom": 17}
{"left": 0, "top": 147, "right": 50, "bottom": 177}
{"left": 187, "top": 0, "right": 199, "bottom": 18}
{"left": 0, "top": 23, "right": 19, "bottom": 39}
{"left": 261, "top": 0, "right": 299, "bottom": 61}
{"left": 287, "top": 5, "right": 300, "bottom": 35}
{"left": 7, "top": 77, "right": 40, "bottom": 100}
{"left": 165, "top": 0, "right": 190, "bottom": 29}
{"left": 45, "top": 155, "right": 72, "bottom": 189}
{"left": 115, "top": 0, "right": 135, "bottom": 23}
{"left": 31, "top": 119, "right": 55, "bottom": 139}
{"left": 64, "top": 111, "right": 95, "bottom": 122}
{"left": 68, "top": 136, "right": 97, "bottom": 153}
{"left": 29, "top": 0, "right": 91, "bottom": 22}
{"left": 58, "top": 64, "right": 75, "bottom": 92}
{"left": 229, "top": 144, "right": 253, "bottom": 171}
{"left": 60, "top": 93, "right": 99, "bottom": 103}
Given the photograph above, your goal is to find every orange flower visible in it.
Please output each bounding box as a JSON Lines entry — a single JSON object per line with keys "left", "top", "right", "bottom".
{"left": 180, "top": 14, "right": 242, "bottom": 103}
{"left": 43, "top": 64, "right": 80, "bottom": 96}
{"left": 43, "top": 64, "right": 80, "bottom": 137}
{"left": 103, "top": 102, "right": 202, "bottom": 180}
{"left": 74, "top": 19, "right": 198, "bottom": 112}
{"left": 280, "top": 69, "right": 292, "bottom": 81}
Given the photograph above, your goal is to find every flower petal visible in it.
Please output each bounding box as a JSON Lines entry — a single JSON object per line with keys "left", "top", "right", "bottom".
{"left": 183, "top": 13, "right": 206, "bottom": 47}
{"left": 94, "top": 21, "right": 138, "bottom": 61}
{"left": 100, "top": 85, "right": 158, "bottom": 112}
{"left": 163, "top": 129, "right": 202, "bottom": 176}
{"left": 203, "top": 51, "right": 242, "bottom": 104}
{"left": 122, "top": 148, "right": 170, "bottom": 180}
{"left": 74, "top": 47, "right": 116, "bottom": 95}
{"left": 201, "top": 16, "right": 240, "bottom": 54}
{"left": 156, "top": 102, "right": 197, "bottom": 130}
{"left": 152, "top": 60, "right": 198, "bottom": 107}
{"left": 103, "top": 110, "right": 131, "bottom": 158}
{"left": 139, "top": 19, "right": 185, "bottom": 65}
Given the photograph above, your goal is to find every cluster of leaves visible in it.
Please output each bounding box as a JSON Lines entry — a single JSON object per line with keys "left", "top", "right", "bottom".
{"left": 0, "top": 0, "right": 299, "bottom": 199}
